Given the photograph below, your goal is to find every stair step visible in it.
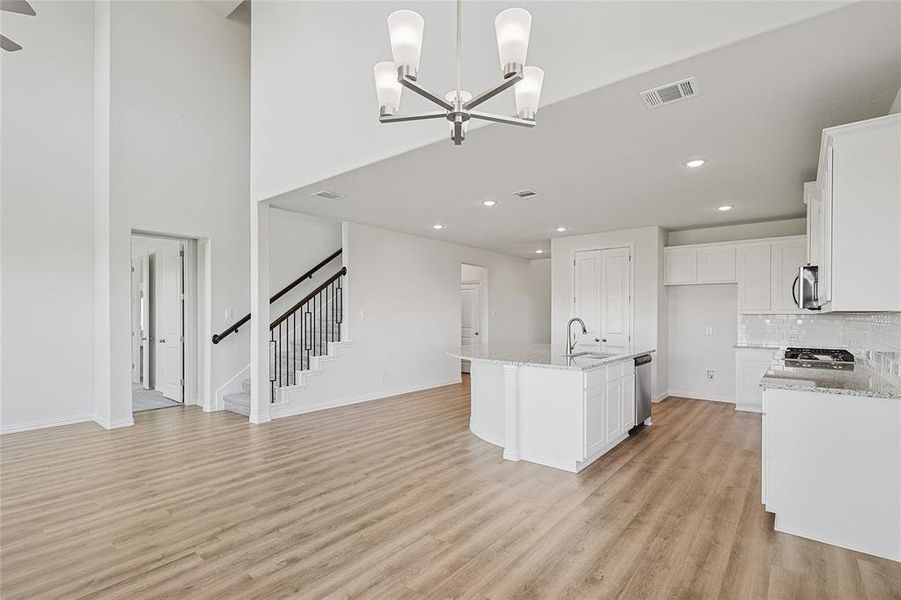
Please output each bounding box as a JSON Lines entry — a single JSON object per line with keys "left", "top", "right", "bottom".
{"left": 223, "top": 392, "right": 250, "bottom": 416}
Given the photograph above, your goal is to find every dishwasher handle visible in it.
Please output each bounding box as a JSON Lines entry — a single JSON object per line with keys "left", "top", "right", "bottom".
{"left": 634, "top": 354, "right": 652, "bottom": 367}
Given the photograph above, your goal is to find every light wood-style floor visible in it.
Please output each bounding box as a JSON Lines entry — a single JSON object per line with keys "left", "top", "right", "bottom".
{"left": 2, "top": 378, "right": 900, "bottom": 599}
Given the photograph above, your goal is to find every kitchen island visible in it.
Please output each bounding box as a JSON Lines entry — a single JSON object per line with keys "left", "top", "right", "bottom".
{"left": 448, "top": 343, "right": 655, "bottom": 473}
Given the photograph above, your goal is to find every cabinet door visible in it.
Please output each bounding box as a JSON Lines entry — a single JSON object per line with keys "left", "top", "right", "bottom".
{"left": 735, "top": 358, "right": 772, "bottom": 412}
{"left": 604, "top": 378, "right": 623, "bottom": 444}
{"left": 584, "top": 384, "right": 605, "bottom": 457}
{"left": 664, "top": 248, "right": 698, "bottom": 285}
{"left": 820, "top": 145, "right": 833, "bottom": 303}
{"left": 737, "top": 244, "right": 772, "bottom": 313}
{"left": 771, "top": 240, "right": 806, "bottom": 313}
{"left": 621, "top": 373, "right": 636, "bottom": 431}
{"left": 804, "top": 182, "right": 821, "bottom": 267}
{"left": 697, "top": 246, "right": 736, "bottom": 283}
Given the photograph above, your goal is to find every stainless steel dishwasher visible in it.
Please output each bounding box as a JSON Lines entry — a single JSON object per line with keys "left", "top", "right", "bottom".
{"left": 633, "top": 354, "right": 653, "bottom": 429}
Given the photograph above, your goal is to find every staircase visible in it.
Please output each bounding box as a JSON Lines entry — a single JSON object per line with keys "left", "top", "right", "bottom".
{"left": 214, "top": 250, "right": 347, "bottom": 416}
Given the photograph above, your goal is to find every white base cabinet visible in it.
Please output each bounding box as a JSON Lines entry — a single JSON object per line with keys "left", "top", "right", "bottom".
{"left": 762, "top": 388, "right": 901, "bottom": 561}
{"left": 734, "top": 348, "right": 777, "bottom": 413}
{"left": 470, "top": 357, "right": 641, "bottom": 473}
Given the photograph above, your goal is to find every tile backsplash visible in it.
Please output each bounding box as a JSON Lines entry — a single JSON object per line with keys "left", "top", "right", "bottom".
{"left": 737, "top": 312, "right": 901, "bottom": 387}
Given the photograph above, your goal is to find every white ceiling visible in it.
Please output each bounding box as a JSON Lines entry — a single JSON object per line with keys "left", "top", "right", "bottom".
{"left": 269, "top": 2, "right": 901, "bottom": 258}
{"left": 251, "top": 0, "right": 846, "bottom": 201}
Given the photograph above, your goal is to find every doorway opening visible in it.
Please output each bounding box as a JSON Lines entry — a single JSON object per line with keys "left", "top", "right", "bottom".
{"left": 460, "top": 263, "right": 488, "bottom": 374}
{"left": 131, "top": 233, "right": 190, "bottom": 412}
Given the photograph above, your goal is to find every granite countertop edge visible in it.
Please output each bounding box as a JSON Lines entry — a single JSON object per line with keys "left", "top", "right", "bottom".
{"left": 448, "top": 345, "right": 656, "bottom": 372}
{"left": 759, "top": 360, "right": 901, "bottom": 400}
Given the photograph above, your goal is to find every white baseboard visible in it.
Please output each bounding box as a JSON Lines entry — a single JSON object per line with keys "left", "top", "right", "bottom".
{"left": 652, "top": 391, "right": 669, "bottom": 403}
{"left": 662, "top": 390, "right": 736, "bottom": 404}
{"left": 271, "top": 377, "right": 462, "bottom": 420}
{"left": 93, "top": 415, "right": 135, "bottom": 430}
{"left": 0, "top": 413, "right": 96, "bottom": 435}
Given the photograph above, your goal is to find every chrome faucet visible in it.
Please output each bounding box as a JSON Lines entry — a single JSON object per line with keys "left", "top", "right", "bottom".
{"left": 566, "top": 317, "right": 587, "bottom": 354}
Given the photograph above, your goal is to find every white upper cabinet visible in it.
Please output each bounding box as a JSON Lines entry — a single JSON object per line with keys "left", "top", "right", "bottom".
{"left": 771, "top": 239, "right": 806, "bottom": 313}
{"left": 664, "top": 244, "right": 736, "bottom": 285}
{"left": 663, "top": 247, "right": 698, "bottom": 285}
{"left": 697, "top": 246, "right": 736, "bottom": 283}
{"left": 737, "top": 243, "right": 773, "bottom": 313}
{"left": 814, "top": 114, "right": 901, "bottom": 312}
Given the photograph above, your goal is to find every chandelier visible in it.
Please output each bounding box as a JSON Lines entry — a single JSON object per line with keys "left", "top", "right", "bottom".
{"left": 373, "top": 1, "right": 544, "bottom": 146}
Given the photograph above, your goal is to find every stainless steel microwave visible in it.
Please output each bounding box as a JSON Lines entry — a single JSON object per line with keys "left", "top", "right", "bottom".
{"left": 796, "top": 265, "right": 822, "bottom": 310}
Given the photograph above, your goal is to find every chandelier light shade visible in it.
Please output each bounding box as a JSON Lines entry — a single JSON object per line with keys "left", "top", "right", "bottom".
{"left": 374, "top": 61, "right": 403, "bottom": 115}
{"left": 387, "top": 10, "right": 425, "bottom": 78}
{"left": 494, "top": 8, "right": 532, "bottom": 75}
{"left": 514, "top": 66, "right": 544, "bottom": 119}
{"left": 374, "top": 0, "right": 543, "bottom": 146}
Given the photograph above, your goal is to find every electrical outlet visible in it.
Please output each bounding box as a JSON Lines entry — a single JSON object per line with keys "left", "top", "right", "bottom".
{"left": 225, "top": 308, "right": 233, "bottom": 319}
{"left": 706, "top": 369, "right": 715, "bottom": 380}
{"left": 704, "top": 326, "right": 713, "bottom": 335}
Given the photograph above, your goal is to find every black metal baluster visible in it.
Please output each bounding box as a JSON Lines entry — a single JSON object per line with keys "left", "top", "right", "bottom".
{"left": 292, "top": 312, "right": 296, "bottom": 385}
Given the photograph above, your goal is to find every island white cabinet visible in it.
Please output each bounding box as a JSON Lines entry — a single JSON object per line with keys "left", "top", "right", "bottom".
{"left": 453, "top": 344, "right": 651, "bottom": 473}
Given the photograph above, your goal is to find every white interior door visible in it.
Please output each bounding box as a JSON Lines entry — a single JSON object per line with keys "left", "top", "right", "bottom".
{"left": 154, "top": 244, "right": 184, "bottom": 402}
{"left": 131, "top": 258, "right": 141, "bottom": 384}
{"left": 461, "top": 282, "right": 482, "bottom": 347}
{"left": 573, "top": 247, "right": 632, "bottom": 353}
{"left": 460, "top": 281, "right": 482, "bottom": 374}
{"left": 599, "top": 247, "right": 632, "bottom": 353}
{"left": 573, "top": 250, "right": 602, "bottom": 348}
{"left": 140, "top": 256, "right": 151, "bottom": 389}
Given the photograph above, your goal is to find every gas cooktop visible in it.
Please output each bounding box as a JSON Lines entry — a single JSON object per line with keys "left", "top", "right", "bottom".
{"left": 783, "top": 347, "right": 855, "bottom": 371}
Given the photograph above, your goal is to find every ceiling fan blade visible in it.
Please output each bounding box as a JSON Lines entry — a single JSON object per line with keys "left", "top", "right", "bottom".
{"left": 1, "top": 34, "right": 23, "bottom": 51}
{"left": 1, "top": 0, "right": 36, "bottom": 16}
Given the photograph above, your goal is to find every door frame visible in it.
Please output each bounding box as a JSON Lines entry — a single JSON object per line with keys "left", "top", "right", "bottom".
{"left": 131, "top": 231, "right": 204, "bottom": 409}
{"left": 570, "top": 243, "right": 635, "bottom": 353}
{"left": 461, "top": 263, "right": 489, "bottom": 344}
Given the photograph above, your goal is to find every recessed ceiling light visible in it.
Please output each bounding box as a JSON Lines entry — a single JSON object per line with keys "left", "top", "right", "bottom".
{"left": 555, "top": 226, "right": 568, "bottom": 232}
{"left": 481, "top": 199, "right": 497, "bottom": 207}
{"left": 717, "top": 205, "right": 733, "bottom": 212}
{"left": 432, "top": 223, "right": 445, "bottom": 230}
{"left": 535, "top": 249, "right": 545, "bottom": 254}
{"left": 683, "top": 158, "right": 707, "bottom": 168}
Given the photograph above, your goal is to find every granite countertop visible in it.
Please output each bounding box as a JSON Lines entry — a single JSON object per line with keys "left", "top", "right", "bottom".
{"left": 760, "top": 360, "right": 901, "bottom": 399}
{"left": 448, "top": 343, "right": 655, "bottom": 372}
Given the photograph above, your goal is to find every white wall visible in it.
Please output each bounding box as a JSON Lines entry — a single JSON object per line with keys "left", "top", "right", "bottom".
{"left": 279, "top": 222, "right": 550, "bottom": 410}
{"left": 666, "top": 284, "right": 738, "bottom": 402}
{"left": 1, "top": 1, "right": 97, "bottom": 433}
{"left": 667, "top": 218, "right": 806, "bottom": 246}
{"left": 269, "top": 209, "right": 341, "bottom": 318}
{"left": 529, "top": 258, "right": 552, "bottom": 344}
{"left": 551, "top": 226, "right": 667, "bottom": 399}
{"left": 100, "top": 1, "right": 251, "bottom": 423}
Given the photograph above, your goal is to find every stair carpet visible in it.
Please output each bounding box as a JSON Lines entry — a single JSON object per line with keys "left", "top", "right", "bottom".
{"left": 223, "top": 316, "right": 341, "bottom": 417}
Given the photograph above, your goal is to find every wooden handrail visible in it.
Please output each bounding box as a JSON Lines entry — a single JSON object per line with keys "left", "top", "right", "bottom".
{"left": 270, "top": 267, "right": 346, "bottom": 330}
{"left": 211, "top": 248, "right": 342, "bottom": 344}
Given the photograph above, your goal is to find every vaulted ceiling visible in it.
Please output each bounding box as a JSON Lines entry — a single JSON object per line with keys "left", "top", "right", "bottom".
{"left": 263, "top": 1, "right": 900, "bottom": 257}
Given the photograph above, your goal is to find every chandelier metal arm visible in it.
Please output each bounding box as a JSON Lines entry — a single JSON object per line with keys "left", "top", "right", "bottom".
{"left": 379, "top": 110, "right": 448, "bottom": 124}
{"left": 469, "top": 111, "right": 535, "bottom": 128}
{"left": 462, "top": 70, "right": 523, "bottom": 111}
{"left": 399, "top": 75, "right": 455, "bottom": 111}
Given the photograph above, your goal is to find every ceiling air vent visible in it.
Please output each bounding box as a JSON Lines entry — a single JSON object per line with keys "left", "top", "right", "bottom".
{"left": 512, "top": 189, "right": 539, "bottom": 199}
{"left": 311, "top": 190, "right": 345, "bottom": 201}
{"left": 639, "top": 77, "right": 700, "bottom": 108}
